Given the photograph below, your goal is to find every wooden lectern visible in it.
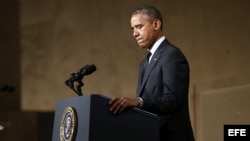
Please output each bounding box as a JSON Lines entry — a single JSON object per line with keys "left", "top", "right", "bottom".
{"left": 52, "top": 94, "right": 159, "bottom": 141}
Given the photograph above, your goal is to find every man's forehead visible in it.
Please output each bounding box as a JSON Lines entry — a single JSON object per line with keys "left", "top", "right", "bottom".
{"left": 131, "top": 13, "right": 150, "bottom": 20}
{"left": 130, "top": 14, "right": 151, "bottom": 24}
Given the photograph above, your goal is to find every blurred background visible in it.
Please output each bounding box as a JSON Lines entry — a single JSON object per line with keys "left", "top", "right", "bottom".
{"left": 0, "top": 0, "right": 250, "bottom": 141}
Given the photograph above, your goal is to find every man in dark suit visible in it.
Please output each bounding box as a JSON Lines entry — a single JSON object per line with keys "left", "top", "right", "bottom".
{"left": 109, "top": 5, "right": 195, "bottom": 141}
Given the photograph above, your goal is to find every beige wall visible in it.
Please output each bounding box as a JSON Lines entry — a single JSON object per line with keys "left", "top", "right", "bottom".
{"left": 20, "top": 0, "right": 250, "bottom": 139}
{"left": 1, "top": 0, "right": 250, "bottom": 140}
{"left": 20, "top": 0, "right": 250, "bottom": 111}
{"left": 198, "top": 84, "right": 250, "bottom": 141}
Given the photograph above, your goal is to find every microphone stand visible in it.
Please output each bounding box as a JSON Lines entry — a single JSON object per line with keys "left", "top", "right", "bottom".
{"left": 65, "top": 64, "right": 96, "bottom": 96}
{"left": 65, "top": 73, "right": 84, "bottom": 96}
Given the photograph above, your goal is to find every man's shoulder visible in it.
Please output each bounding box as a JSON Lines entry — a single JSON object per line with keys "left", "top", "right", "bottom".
{"left": 161, "top": 41, "right": 182, "bottom": 54}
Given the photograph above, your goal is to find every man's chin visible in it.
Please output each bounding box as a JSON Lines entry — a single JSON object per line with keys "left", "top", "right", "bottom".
{"left": 138, "top": 44, "right": 148, "bottom": 49}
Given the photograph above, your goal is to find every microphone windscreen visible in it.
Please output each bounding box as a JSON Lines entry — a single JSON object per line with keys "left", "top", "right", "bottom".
{"left": 86, "top": 64, "right": 96, "bottom": 75}
{"left": 80, "top": 64, "right": 96, "bottom": 75}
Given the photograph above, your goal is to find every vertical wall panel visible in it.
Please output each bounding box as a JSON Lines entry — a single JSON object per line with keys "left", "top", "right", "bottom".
{"left": 198, "top": 84, "right": 250, "bottom": 141}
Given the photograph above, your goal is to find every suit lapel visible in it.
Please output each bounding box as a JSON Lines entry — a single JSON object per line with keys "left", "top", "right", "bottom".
{"left": 137, "top": 40, "right": 168, "bottom": 97}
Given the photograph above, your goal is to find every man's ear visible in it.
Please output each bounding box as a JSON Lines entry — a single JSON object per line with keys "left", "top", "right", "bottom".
{"left": 153, "top": 19, "right": 161, "bottom": 30}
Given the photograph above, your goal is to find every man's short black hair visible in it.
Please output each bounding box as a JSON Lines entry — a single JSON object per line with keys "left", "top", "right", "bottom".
{"left": 131, "top": 5, "right": 163, "bottom": 29}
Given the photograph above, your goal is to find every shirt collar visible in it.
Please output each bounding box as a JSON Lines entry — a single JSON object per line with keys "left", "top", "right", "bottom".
{"left": 147, "top": 36, "right": 165, "bottom": 61}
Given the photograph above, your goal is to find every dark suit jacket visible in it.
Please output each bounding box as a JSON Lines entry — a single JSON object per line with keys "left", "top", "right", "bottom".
{"left": 136, "top": 39, "right": 195, "bottom": 141}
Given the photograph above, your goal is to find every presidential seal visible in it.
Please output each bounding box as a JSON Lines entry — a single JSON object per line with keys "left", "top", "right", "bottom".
{"left": 60, "top": 107, "right": 77, "bottom": 141}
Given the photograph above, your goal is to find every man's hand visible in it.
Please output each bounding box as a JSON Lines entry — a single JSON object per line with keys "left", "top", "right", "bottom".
{"left": 109, "top": 97, "right": 140, "bottom": 114}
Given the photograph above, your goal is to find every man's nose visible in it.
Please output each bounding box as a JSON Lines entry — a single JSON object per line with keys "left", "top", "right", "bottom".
{"left": 133, "top": 30, "right": 139, "bottom": 37}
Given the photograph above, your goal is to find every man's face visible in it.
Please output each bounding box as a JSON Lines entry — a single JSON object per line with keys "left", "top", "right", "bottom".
{"left": 130, "top": 14, "right": 157, "bottom": 49}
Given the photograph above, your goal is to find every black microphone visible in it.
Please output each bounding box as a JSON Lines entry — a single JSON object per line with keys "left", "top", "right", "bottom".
{"left": 64, "top": 64, "right": 96, "bottom": 96}
{"left": 70, "top": 64, "right": 96, "bottom": 81}
{"left": 80, "top": 64, "right": 96, "bottom": 76}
